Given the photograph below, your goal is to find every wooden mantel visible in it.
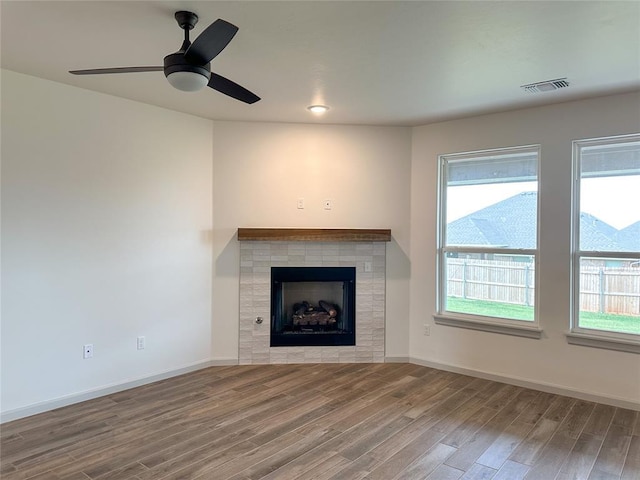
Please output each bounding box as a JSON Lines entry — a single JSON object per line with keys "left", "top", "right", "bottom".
{"left": 237, "top": 228, "right": 391, "bottom": 242}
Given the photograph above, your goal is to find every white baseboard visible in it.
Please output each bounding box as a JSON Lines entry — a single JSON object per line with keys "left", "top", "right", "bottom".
{"left": 409, "top": 356, "right": 640, "bottom": 411}
{"left": 385, "top": 356, "right": 411, "bottom": 363}
{"left": 1, "top": 358, "right": 238, "bottom": 423}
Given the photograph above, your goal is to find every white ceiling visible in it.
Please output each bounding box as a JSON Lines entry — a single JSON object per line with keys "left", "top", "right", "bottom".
{"left": 2, "top": 1, "right": 639, "bottom": 126}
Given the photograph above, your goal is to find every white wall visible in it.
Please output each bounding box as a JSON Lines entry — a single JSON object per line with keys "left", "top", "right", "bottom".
{"left": 1, "top": 71, "right": 214, "bottom": 417}
{"left": 410, "top": 92, "right": 640, "bottom": 406}
{"left": 211, "top": 121, "right": 412, "bottom": 361}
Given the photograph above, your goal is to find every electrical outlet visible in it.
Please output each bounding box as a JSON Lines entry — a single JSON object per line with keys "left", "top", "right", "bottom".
{"left": 83, "top": 344, "right": 93, "bottom": 359}
{"left": 137, "top": 336, "right": 146, "bottom": 350}
{"left": 323, "top": 199, "right": 332, "bottom": 210}
{"left": 297, "top": 198, "right": 305, "bottom": 209}
{"left": 423, "top": 324, "right": 430, "bottom": 336}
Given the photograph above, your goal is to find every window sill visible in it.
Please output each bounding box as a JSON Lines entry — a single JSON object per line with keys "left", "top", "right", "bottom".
{"left": 434, "top": 314, "right": 542, "bottom": 339}
{"left": 566, "top": 332, "right": 640, "bottom": 354}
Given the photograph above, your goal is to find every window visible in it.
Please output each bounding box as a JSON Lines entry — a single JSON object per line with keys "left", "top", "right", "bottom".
{"left": 569, "top": 134, "right": 640, "bottom": 352}
{"left": 435, "top": 146, "right": 541, "bottom": 338}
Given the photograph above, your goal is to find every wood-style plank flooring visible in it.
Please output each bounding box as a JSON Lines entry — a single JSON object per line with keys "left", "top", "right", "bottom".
{"left": 1, "top": 363, "right": 638, "bottom": 480}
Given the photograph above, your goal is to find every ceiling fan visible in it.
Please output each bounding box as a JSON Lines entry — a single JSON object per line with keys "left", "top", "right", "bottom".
{"left": 69, "top": 11, "right": 260, "bottom": 104}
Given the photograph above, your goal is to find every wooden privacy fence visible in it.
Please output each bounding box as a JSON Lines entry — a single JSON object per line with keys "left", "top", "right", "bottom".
{"left": 447, "top": 259, "right": 640, "bottom": 316}
{"left": 580, "top": 266, "right": 640, "bottom": 315}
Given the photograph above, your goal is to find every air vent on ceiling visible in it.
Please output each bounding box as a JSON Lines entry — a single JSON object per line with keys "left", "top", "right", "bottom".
{"left": 521, "top": 78, "right": 570, "bottom": 93}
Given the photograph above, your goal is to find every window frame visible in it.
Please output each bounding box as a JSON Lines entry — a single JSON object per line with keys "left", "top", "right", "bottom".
{"left": 435, "top": 145, "right": 542, "bottom": 339}
{"left": 568, "top": 133, "right": 640, "bottom": 353}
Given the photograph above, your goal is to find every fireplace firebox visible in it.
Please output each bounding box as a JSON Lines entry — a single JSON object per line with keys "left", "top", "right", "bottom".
{"left": 271, "top": 267, "right": 356, "bottom": 347}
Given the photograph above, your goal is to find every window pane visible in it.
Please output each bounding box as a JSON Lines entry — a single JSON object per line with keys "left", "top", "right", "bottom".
{"left": 579, "top": 140, "right": 640, "bottom": 253}
{"left": 444, "top": 254, "right": 535, "bottom": 322}
{"left": 445, "top": 151, "right": 538, "bottom": 249}
{"left": 577, "top": 257, "right": 640, "bottom": 334}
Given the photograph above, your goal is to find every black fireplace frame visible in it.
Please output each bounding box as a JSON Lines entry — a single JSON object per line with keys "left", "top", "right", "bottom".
{"left": 270, "top": 266, "right": 356, "bottom": 347}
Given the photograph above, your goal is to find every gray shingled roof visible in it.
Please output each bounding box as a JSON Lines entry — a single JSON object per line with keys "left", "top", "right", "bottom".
{"left": 447, "top": 192, "right": 633, "bottom": 251}
{"left": 617, "top": 221, "right": 640, "bottom": 252}
{"left": 447, "top": 192, "right": 537, "bottom": 249}
{"left": 579, "top": 213, "right": 621, "bottom": 251}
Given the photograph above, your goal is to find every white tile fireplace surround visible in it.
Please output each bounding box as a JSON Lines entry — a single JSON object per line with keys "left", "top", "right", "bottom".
{"left": 238, "top": 229, "right": 390, "bottom": 364}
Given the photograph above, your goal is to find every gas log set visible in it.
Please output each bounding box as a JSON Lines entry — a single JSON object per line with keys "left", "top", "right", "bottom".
{"left": 292, "top": 300, "right": 340, "bottom": 327}
{"left": 271, "top": 266, "right": 355, "bottom": 346}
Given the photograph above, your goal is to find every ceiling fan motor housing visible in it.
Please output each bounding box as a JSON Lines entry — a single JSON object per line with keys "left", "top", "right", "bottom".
{"left": 163, "top": 52, "right": 210, "bottom": 79}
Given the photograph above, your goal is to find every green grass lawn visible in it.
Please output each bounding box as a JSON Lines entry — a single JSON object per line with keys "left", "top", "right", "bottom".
{"left": 447, "top": 297, "right": 535, "bottom": 321}
{"left": 446, "top": 297, "right": 640, "bottom": 334}
{"left": 579, "top": 311, "right": 640, "bottom": 334}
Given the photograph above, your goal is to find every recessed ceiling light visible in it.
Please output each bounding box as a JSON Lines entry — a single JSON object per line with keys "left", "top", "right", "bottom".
{"left": 307, "top": 105, "right": 330, "bottom": 114}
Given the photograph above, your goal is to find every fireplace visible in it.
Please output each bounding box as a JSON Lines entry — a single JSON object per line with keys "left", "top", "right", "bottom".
{"left": 237, "top": 229, "right": 389, "bottom": 364}
{"left": 271, "top": 267, "right": 356, "bottom": 347}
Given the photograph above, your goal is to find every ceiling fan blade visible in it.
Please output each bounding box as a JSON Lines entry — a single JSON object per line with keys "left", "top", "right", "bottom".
{"left": 185, "top": 19, "right": 238, "bottom": 65}
{"left": 208, "top": 73, "right": 260, "bottom": 104}
{"left": 69, "top": 66, "right": 164, "bottom": 75}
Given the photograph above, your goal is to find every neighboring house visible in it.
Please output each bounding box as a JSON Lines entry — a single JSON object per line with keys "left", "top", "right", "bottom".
{"left": 617, "top": 221, "right": 640, "bottom": 252}
{"left": 446, "top": 191, "right": 537, "bottom": 251}
{"left": 447, "top": 192, "right": 636, "bottom": 261}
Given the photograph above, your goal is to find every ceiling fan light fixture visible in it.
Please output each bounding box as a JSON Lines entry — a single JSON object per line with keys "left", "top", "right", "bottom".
{"left": 307, "top": 105, "right": 329, "bottom": 114}
{"left": 166, "top": 70, "right": 209, "bottom": 92}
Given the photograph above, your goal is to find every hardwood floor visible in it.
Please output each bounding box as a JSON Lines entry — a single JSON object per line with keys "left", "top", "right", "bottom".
{"left": 1, "top": 363, "right": 638, "bottom": 480}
